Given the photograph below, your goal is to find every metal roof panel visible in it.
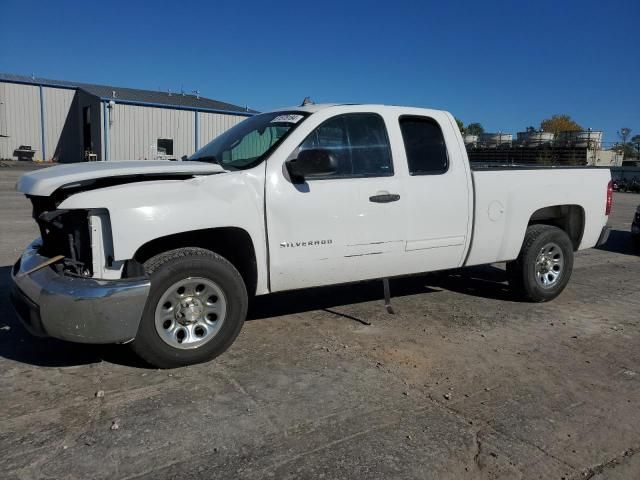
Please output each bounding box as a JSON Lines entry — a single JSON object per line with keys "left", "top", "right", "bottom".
{"left": 0, "top": 72, "right": 257, "bottom": 114}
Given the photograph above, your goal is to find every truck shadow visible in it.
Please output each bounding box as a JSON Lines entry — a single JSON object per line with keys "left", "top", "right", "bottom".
{"left": 0, "top": 266, "right": 147, "bottom": 368}
{"left": 426, "top": 265, "right": 516, "bottom": 302}
{"left": 0, "top": 264, "right": 513, "bottom": 368}
{"left": 596, "top": 229, "right": 639, "bottom": 256}
{"left": 248, "top": 265, "right": 516, "bottom": 320}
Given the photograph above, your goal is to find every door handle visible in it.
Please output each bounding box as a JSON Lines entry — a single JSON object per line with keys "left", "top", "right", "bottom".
{"left": 369, "top": 192, "right": 401, "bottom": 203}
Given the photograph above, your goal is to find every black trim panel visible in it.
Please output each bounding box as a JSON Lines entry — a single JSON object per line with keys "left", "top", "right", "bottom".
{"left": 369, "top": 193, "right": 400, "bottom": 203}
{"left": 471, "top": 163, "right": 609, "bottom": 171}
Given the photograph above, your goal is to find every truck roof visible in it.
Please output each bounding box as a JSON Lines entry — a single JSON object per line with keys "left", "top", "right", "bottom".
{"left": 268, "top": 103, "right": 341, "bottom": 113}
{"left": 269, "top": 103, "right": 447, "bottom": 115}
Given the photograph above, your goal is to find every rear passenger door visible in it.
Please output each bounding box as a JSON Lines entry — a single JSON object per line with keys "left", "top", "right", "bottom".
{"left": 398, "top": 114, "right": 472, "bottom": 271}
{"left": 266, "top": 112, "right": 407, "bottom": 291}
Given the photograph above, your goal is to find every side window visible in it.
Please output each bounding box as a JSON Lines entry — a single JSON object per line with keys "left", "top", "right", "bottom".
{"left": 399, "top": 116, "right": 448, "bottom": 175}
{"left": 298, "top": 113, "right": 393, "bottom": 178}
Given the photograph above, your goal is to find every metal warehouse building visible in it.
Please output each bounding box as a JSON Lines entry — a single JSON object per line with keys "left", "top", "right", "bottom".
{"left": 0, "top": 73, "right": 254, "bottom": 163}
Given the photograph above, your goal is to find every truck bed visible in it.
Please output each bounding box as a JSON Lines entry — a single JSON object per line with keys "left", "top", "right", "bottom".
{"left": 465, "top": 167, "right": 610, "bottom": 266}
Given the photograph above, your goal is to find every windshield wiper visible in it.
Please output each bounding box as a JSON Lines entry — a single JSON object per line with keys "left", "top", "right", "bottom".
{"left": 190, "top": 155, "right": 219, "bottom": 165}
{"left": 190, "top": 155, "right": 239, "bottom": 171}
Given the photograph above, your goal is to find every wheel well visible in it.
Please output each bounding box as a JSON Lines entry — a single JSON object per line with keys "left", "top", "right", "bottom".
{"left": 528, "top": 205, "right": 585, "bottom": 250}
{"left": 132, "top": 227, "right": 258, "bottom": 295}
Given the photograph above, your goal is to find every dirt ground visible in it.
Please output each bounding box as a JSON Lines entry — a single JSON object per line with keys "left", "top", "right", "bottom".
{"left": 1, "top": 165, "right": 639, "bottom": 480}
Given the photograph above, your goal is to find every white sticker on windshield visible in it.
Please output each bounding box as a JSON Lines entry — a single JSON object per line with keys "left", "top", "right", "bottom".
{"left": 271, "top": 114, "right": 304, "bottom": 124}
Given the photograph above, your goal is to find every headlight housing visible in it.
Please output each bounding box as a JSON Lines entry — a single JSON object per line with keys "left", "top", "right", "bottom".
{"left": 34, "top": 208, "right": 92, "bottom": 276}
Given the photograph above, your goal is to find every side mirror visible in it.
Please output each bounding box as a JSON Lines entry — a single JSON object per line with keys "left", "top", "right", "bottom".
{"left": 286, "top": 149, "right": 338, "bottom": 183}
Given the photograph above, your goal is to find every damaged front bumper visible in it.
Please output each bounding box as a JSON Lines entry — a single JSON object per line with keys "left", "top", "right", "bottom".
{"left": 10, "top": 239, "right": 150, "bottom": 344}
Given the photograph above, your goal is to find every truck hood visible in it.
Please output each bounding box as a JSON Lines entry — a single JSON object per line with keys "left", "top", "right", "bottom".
{"left": 16, "top": 160, "right": 225, "bottom": 197}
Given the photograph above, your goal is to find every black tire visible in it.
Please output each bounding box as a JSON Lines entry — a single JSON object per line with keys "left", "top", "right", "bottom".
{"left": 506, "top": 225, "right": 574, "bottom": 302}
{"left": 131, "top": 247, "right": 247, "bottom": 368}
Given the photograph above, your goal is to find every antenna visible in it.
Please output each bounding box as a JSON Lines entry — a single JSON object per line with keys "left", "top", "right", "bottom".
{"left": 301, "top": 96, "right": 314, "bottom": 106}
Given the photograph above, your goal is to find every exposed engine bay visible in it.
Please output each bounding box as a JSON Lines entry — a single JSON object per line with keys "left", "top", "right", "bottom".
{"left": 30, "top": 198, "right": 93, "bottom": 277}
{"left": 27, "top": 172, "right": 209, "bottom": 277}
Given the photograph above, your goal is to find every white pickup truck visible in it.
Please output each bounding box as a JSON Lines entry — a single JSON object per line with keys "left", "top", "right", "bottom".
{"left": 11, "top": 104, "right": 612, "bottom": 368}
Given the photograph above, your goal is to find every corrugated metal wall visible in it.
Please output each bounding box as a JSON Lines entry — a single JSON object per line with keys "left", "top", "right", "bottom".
{"left": 0, "top": 83, "right": 6, "bottom": 143}
{"left": 198, "top": 112, "right": 245, "bottom": 149}
{"left": 0, "top": 82, "right": 42, "bottom": 160}
{"left": 1, "top": 79, "right": 252, "bottom": 162}
{"left": 0, "top": 82, "right": 74, "bottom": 161}
{"left": 42, "top": 87, "right": 74, "bottom": 161}
{"left": 104, "top": 106, "right": 247, "bottom": 160}
{"left": 108, "top": 103, "right": 196, "bottom": 160}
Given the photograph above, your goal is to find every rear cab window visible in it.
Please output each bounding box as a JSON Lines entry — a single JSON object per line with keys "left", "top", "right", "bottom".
{"left": 399, "top": 116, "right": 449, "bottom": 175}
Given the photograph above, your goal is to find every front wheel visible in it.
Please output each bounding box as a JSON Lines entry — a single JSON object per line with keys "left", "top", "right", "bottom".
{"left": 131, "top": 247, "right": 247, "bottom": 368}
{"left": 506, "top": 225, "right": 574, "bottom": 302}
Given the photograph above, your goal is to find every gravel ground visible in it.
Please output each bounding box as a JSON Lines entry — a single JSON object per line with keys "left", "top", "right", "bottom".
{"left": 0, "top": 165, "right": 639, "bottom": 479}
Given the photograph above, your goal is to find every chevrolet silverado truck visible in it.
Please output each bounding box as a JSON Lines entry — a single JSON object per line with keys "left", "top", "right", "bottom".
{"left": 10, "top": 104, "right": 612, "bottom": 368}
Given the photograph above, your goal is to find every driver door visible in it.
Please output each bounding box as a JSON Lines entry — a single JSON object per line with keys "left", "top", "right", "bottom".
{"left": 265, "top": 111, "right": 407, "bottom": 292}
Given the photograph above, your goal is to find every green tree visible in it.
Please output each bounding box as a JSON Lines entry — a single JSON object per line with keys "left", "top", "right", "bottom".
{"left": 618, "top": 128, "right": 632, "bottom": 144}
{"left": 455, "top": 118, "right": 464, "bottom": 133}
{"left": 540, "top": 115, "right": 582, "bottom": 135}
{"left": 611, "top": 142, "right": 636, "bottom": 159}
{"left": 621, "top": 143, "right": 636, "bottom": 159}
{"left": 613, "top": 131, "right": 638, "bottom": 159}
{"left": 465, "top": 123, "right": 485, "bottom": 136}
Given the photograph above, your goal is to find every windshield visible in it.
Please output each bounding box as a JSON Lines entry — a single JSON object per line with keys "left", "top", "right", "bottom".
{"left": 188, "top": 111, "right": 308, "bottom": 170}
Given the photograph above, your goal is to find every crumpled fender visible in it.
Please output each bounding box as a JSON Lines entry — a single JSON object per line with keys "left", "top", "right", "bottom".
{"left": 59, "top": 171, "right": 268, "bottom": 292}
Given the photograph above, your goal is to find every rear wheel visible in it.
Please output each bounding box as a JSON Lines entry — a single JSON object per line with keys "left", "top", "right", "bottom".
{"left": 131, "top": 247, "right": 247, "bottom": 368}
{"left": 507, "top": 225, "right": 574, "bottom": 302}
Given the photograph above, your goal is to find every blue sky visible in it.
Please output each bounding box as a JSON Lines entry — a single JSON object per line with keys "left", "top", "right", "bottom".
{"left": 1, "top": 0, "right": 638, "bottom": 142}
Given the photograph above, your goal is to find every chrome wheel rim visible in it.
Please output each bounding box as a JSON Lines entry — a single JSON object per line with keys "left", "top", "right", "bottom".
{"left": 534, "top": 242, "right": 564, "bottom": 289}
{"left": 154, "top": 277, "right": 227, "bottom": 349}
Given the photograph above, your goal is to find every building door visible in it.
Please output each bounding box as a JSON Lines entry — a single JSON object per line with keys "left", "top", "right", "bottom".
{"left": 82, "top": 106, "right": 92, "bottom": 155}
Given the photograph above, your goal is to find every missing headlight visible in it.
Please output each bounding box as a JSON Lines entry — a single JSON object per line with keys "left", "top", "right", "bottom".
{"left": 35, "top": 208, "right": 92, "bottom": 276}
